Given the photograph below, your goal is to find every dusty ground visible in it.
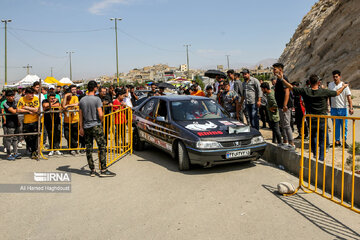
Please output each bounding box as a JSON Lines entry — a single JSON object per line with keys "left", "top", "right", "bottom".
{"left": 1, "top": 145, "right": 360, "bottom": 240}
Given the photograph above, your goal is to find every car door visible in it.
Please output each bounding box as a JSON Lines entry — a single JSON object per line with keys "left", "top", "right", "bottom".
{"left": 137, "top": 98, "right": 159, "bottom": 141}
{"left": 153, "top": 99, "right": 176, "bottom": 152}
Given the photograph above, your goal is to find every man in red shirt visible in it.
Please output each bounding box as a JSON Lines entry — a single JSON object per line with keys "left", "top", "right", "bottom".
{"left": 113, "top": 89, "right": 128, "bottom": 147}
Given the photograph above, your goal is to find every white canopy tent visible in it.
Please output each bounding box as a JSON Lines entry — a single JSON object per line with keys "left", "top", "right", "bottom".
{"left": 13, "top": 75, "right": 51, "bottom": 88}
{"left": 59, "top": 77, "right": 74, "bottom": 85}
{"left": 18, "top": 75, "right": 40, "bottom": 86}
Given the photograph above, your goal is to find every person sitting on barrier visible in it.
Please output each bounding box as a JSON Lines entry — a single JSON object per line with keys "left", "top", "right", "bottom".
{"left": 62, "top": 85, "right": 79, "bottom": 155}
{"left": 79, "top": 80, "right": 116, "bottom": 177}
{"left": 16, "top": 87, "right": 40, "bottom": 160}
{"left": 3, "top": 90, "right": 21, "bottom": 160}
{"left": 42, "top": 93, "right": 62, "bottom": 156}
{"left": 113, "top": 88, "right": 127, "bottom": 148}
{"left": 278, "top": 74, "right": 349, "bottom": 161}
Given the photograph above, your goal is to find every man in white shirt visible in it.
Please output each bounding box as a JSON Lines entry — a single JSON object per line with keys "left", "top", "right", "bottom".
{"left": 328, "top": 70, "right": 354, "bottom": 148}
{"left": 226, "top": 69, "right": 235, "bottom": 91}
{"left": 124, "top": 87, "right": 133, "bottom": 108}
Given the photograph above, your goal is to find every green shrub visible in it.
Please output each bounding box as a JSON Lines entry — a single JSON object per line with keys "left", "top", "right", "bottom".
{"left": 348, "top": 142, "right": 360, "bottom": 155}
{"left": 356, "top": 164, "right": 360, "bottom": 171}
{"left": 346, "top": 156, "right": 360, "bottom": 165}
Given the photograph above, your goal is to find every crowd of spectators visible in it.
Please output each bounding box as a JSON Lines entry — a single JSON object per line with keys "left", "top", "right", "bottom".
{"left": 179, "top": 64, "right": 354, "bottom": 157}
{"left": 0, "top": 82, "right": 136, "bottom": 160}
{"left": 0, "top": 65, "right": 354, "bottom": 160}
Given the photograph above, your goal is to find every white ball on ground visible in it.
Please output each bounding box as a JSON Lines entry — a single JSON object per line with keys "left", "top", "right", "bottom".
{"left": 277, "top": 182, "right": 295, "bottom": 194}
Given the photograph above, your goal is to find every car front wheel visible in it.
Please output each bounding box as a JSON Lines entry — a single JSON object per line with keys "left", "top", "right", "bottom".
{"left": 178, "top": 141, "right": 190, "bottom": 171}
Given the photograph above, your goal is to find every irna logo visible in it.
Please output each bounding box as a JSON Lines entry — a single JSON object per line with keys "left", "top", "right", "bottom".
{"left": 34, "top": 172, "right": 71, "bottom": 182}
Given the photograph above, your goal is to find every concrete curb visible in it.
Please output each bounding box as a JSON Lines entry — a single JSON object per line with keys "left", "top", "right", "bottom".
{"left": 262, "top": 143, "right": 360, "bottom": 207}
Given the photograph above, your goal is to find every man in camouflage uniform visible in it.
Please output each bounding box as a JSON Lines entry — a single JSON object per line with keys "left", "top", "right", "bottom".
{"left": 79, "top": 80, "right": 116, "bottom": 177}
{"left": 220, "top": 81, "right": 240, "bottom": 120}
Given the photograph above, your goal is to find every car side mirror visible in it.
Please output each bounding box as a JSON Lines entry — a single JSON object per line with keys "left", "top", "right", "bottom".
{"left": 156, "top": 116, "right": 166, "bottom": 122}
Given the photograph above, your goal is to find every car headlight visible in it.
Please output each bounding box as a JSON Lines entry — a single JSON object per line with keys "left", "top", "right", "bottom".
{"left": 196, "top": 141, "right": 222, "bottom": 149}
{"left": 251, "top": 136, "right": 264, "bottom": 145}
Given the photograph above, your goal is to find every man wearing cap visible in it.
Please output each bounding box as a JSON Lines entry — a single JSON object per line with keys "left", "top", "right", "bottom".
{"left": 205, "top": 85, "right": 217, "bottom": 100}
{"left": 239, "top": 69, "right": 262, "bottom": 130}
{"left": 45, "top": 86, "right": 61, "bottom": 103}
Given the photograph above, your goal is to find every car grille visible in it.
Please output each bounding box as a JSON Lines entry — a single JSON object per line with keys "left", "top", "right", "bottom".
{"left": 220, "top": 139, "right": 251, "bottom": 148}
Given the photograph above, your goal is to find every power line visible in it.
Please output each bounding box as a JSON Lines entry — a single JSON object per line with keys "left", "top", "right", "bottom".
{"left": 8, "top": 27, "right": 112, "bottom": 33}
{"left": 7, "top": 30, "right": 67, "bottom": 59}
{"left": 0, "top": 66, "right": 22, "bottom": 69}
{"left": 53, "top": 57, "right": 70, "bottom": 76}
{"left": 189, "top": 50, "right": 218, "bottom": 61}
{"left": 117, "top": 28, "right": 183, "bottom": 53}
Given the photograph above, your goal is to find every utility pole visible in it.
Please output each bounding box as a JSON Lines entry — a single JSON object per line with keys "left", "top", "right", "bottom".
{"left": 66, "top": 51, "right": 74, "bottom": 81}
{"left": 50, "top": 67, "right": 54, "bottom": 77}
{"left": 1, "top": 19, "right": 12, "bottom": 85}
{"left": 226, "top": 55, "right": 230, "bottom": 70}
{"left": 23, "top": 64, "right": 32, "bottom": 75}
{"left": 110, "top": 18, "right": 122, "bottom": 85}
{"left": 184, "top": 44, "right": 191, "bottom": 79}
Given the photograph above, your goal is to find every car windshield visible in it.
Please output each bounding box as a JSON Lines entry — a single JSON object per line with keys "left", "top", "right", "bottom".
{"left": 170, "top": 99, "right": 229, "bottom": 121}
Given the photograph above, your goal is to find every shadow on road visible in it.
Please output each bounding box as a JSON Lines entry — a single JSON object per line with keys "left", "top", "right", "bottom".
{"left": 135, "top": 145, "right": 256, "bottom": 175}
{"left": 57, "top": 165, "right": 91, "bottom": 176}
{"left": 262, "top": 184, "right": 360, "bottom": 240}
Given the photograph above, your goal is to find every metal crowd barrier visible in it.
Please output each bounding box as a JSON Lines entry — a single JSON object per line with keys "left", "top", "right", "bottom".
{"left": 39, "top": 105, "right": 133, "bottom": 167}
{"left": 287, "top": 114, "right": 360, "bottom": 214}
{"left": 102, "top": 106, "right": 133, "bottom": 166}
{"left": 1, "top": 101, "right": 132, "bottom": 166}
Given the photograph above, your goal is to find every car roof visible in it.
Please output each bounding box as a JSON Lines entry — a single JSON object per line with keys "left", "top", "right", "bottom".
{"left": 153, "top": 95, "right": 209, "bottom": 101}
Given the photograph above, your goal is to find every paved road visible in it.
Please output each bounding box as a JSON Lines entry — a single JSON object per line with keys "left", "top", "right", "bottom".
{"left": 1, "top": 145, "right": 360, "bottom": 240}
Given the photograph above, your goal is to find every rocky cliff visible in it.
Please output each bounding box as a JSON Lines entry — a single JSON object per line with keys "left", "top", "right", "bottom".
{"left": 278, "top": 0, "right": 360, "bottom": 88}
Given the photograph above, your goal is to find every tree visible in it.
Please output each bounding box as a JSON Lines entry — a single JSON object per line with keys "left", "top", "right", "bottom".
{"left": 193, "top": 75, "right": 205, "bottom": 90}
{"left": 133, "top": 80, "right": 140, "bottom": 87}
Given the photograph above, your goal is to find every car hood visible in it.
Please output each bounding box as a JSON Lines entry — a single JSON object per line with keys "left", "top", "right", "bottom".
{"left": 175, "top": 118, "right": 259, "bottom": 139}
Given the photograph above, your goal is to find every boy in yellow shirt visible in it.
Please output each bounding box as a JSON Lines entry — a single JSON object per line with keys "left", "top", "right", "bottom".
{"left": 17, "top": 87, "right": 40, "bottom": 159}
{"left": 62, "top": 85, "right": 79, "bottom": 155}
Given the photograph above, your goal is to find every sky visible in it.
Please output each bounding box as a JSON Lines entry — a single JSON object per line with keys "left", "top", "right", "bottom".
{"left": 0, "top": 0, "right": 318, "bottom": 84}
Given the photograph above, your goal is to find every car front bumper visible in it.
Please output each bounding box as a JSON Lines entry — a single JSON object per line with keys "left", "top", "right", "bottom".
{"left": 186, "top": 143, "right": 267, "bottom": 166}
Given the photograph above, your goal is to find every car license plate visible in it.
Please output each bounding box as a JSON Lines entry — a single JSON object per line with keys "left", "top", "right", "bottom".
{"left": 226, "top": 149, "right": 251, "bottom": 159}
